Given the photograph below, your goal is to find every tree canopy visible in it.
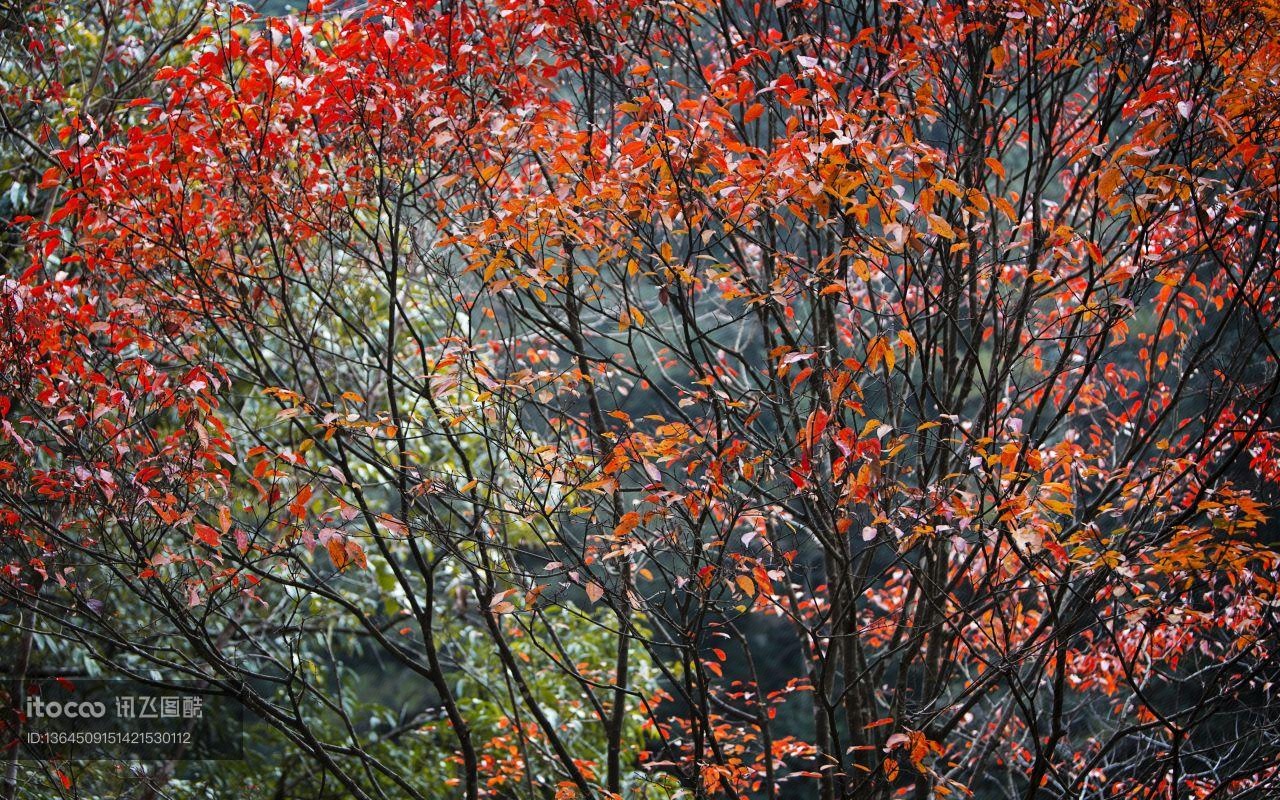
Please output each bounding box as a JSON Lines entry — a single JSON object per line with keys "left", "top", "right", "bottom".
{"left": 3, "top": 0, "right": 1280, "bottom": 797}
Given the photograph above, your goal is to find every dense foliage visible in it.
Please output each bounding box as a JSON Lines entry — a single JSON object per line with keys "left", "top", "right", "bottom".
{"left": 3, "top": 0, "right": 1280, "bottom": 797}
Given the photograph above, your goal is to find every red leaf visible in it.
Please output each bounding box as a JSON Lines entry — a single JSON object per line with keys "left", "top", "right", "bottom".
{"left": 193, "top": 523, "right": 221, "bottom": 548}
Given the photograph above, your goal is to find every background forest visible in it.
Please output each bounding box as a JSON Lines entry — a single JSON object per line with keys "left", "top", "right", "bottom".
{"left": 2, "top": 0, "right": 1280, "bottom": 798}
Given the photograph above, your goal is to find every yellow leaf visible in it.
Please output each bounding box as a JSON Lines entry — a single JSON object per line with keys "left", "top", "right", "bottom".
{"left": 1041, "top": 498, "right": 1074, "bottom": 515}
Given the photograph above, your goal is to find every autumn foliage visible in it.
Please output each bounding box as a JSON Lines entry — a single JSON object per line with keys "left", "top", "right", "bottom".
{"left": 3, "top": 0, "right": 1280, "bottom": 797}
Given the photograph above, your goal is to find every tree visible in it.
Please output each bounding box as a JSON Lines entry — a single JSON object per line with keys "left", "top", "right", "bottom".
{"left": 3, "top": 0, "right": 1280, "bottom": 798}
{"left": 0, "top": 1, "right": 206, "bottom": 796}
{"left": 0, "top": 0, "right": 204, "bottom": 249}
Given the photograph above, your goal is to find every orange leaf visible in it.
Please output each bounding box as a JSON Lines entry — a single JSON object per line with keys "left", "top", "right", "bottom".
{"left": 897, "top": 330, "right": 917, "bottom": 356}
{"left": 1098, "top": 168, "right": 1123, "bottom": 199}
{"left": 926, "top": 214, "right": 956, "bottom": 240}
{"left": 615, "top": 511, "right": 641, "bottom": 537}
{"left": 345, "top": 539, "right": 367, "bottom": 569}
{"left": 883, "top": 757, "right": 899, "bottom": 782}
{"left": 866, "top": 337, "right": 895, "bottom": 373}
{"left": 328, "top": 538, "right": 350, "bottom": 570}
